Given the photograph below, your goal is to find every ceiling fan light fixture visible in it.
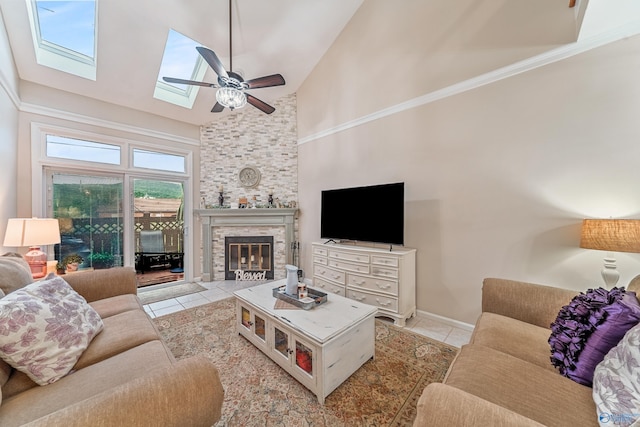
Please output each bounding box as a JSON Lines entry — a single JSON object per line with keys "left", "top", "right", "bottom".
{"left": 216, "top": 86, "right": 246, "bottom": 110}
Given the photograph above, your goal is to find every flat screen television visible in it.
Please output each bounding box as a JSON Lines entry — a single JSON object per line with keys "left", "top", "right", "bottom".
{"left": 321, "top": 182, "right": 404, "bottom": 245}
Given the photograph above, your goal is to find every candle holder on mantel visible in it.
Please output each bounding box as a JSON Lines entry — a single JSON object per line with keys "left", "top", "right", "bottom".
{"left": 218, "top": 191, "right": 224, "bottom": 207}
{"left": 268, "top": 193, "right": 274, "bottom": 208}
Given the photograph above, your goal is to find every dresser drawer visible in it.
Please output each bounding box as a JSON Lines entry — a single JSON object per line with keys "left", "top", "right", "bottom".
{"left": 313, "top": 255, "right": 328, "bottom": 265}
{"left": 328, "top": 259, "right": 370, "bottom": 275}
{"left": 328, "top": 250, "right": 370, "bottom": 264}
{"left": 347, "top": 273, "right": 398, "bottom": 296}
{"left": 313, "top": 265, "right": 346, "bottom": 284}
{"left": 347, "top": 289, "right": 398, "bottom": 313}
{"left": 371, "top": 266, "right": 399, "bottom": 279}
{"left": 312, "top": 278, "right": 345, "bottom": 297}
{"left": 313, "top": 246, "right": 328, "bottom": 256}
{"left": 371, "top": 255, "right": 399, "bottom": 268}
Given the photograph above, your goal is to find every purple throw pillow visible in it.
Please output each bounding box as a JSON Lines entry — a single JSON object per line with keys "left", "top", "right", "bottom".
{"left": 549, "top": 287, "right": 640, "bottom": 386}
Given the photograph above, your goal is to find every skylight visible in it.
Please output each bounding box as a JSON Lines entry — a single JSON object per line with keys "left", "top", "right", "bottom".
{"left": 26, "top": 0, "right": 97, "bottom": 80}
{"left": 154, "top": 29, "right": 209, "bottom": 108}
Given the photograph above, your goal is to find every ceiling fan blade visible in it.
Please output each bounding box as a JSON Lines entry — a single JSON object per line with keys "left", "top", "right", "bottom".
{"left": 244, "top": 74, "right": 286, "bottom": 89}
{"left": 162, "top": 77, "right": 216, "bottom": 87}
{"left": 246, "top": 94, "right": 275, "bottom": 114}
{"left": 196, "top": 46, "right": 229, "bottom": 79}
{"left": 211, "top": 102, "right": 225, "bottom": 113}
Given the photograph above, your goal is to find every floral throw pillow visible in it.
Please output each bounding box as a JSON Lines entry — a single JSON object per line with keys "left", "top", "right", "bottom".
{"left": 592, "top": 322, "right": 640, "bottom": 427}
{"left": 549, "top": 287, "right": 640, "bottom": 386}
{"left": 0, "top": 274, "right": 103, "bottom": 386}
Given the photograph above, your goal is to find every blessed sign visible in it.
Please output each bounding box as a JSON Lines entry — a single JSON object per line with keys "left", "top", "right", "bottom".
{"left": 235, "top": 270, "right": 267, "bottom": 281}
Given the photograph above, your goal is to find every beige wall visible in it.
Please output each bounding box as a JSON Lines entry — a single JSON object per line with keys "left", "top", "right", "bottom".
{"left": 297, "top": 1, "right": 640, "bottom": 324}
{"left": 0, "top": 9, "right": 20, "bottom": 252}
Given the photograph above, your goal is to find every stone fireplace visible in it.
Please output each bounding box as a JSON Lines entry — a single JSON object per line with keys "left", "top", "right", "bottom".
{"left": 197, "top": 208, "right": 298, "bottom": 281}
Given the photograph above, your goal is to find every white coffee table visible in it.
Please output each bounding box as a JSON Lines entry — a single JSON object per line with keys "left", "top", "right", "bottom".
{"left": 234, "top": 280, "right": 377, "bottom": 404}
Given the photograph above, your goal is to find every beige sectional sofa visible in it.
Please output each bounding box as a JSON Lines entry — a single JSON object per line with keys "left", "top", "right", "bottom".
{"left": 0, "top": 262, "right": 224, "bottom": 426}
{"left": 414, "top": 277, "right": 640, "bottom": 427}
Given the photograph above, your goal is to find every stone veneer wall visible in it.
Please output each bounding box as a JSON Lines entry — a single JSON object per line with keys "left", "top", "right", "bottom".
{"left": 200, "top": 93, "right": 298, "bottom": 208}
{"left": 199, "top": 93, "right": 298, "bottom": 280}
{"left": 213, "top": 226, "right": 287, "bottom": 281}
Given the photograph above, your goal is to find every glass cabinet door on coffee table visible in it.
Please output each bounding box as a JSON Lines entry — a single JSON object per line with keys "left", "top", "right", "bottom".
{"left": 238, "top": 304, "right": 267, "bottom": 352}
{"left": 270, "top": 324, "right": 317, "bottom": 390}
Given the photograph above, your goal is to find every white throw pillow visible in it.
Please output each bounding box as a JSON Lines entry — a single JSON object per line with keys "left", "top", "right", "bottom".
{"left": 0, "top": 274, "right": 103, "bottom": 386}
{"left": 593, "top": 322, "right": 640, "bottom": 427}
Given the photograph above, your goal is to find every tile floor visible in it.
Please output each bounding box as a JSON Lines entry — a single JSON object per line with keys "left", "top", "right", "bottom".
{"left": 142, "top": 280, "right": 473, "bottom": 348}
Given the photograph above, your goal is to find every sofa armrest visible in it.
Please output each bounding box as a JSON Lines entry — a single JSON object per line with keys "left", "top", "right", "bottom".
{"left": 482, "top": 278, "right": 576, "bottom": 329}
{"left": 63, "top": 267, "right": 138, "bottom": 303}
{"left": 414, "top": 383, "right": 545, "bottom": 427}
{"left": 23, "top": 356, "right": 224, "bottom": 427}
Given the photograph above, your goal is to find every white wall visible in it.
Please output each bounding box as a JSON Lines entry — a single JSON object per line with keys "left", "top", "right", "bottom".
{"left": 297, "top": 1, "right": 640, "bottom": 324}
{"left": 0, "top": 9, "right": 20, "bottom": 252}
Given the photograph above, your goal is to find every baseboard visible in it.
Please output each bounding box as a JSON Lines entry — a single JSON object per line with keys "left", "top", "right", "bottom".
{"left": 416, "top": 309, "right": 475, "bottom": 332}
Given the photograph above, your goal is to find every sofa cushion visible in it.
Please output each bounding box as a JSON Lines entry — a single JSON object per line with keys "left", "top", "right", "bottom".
{"left": 445, "top": 344, "right": 598, "bottom": 427}
{"left": 549, "top": 287, "right": 640, "bottom": 386}
{"left": 592, "top": 322, "right": 640, "bottom": 426}
{"left": 0, "top": 275, "right": 103, "bottom": 386}
{"left": 0, "top": 340, "right": 173, "bottom": 426}
{"left": 73, "top": 308, "right": 170, "bottom": 370}
{"left": 89, "top": 294, "right": 142, "bottom": 319}
{"left": 470, "top": 312, "right": 556, "bottom": 372}
{"left": 0, "top": 253, "right": 33, "bottom": 295}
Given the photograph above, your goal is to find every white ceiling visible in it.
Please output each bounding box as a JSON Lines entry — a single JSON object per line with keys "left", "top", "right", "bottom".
{"left": 0, "top": 0, "right": 363, "bottom": 125}
{"left": 2, "top": 0, "right": 640, "bottom": 128}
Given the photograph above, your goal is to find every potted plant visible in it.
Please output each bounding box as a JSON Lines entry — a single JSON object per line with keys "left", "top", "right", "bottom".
{"left": 62, "top": 254, "right": 83, "bottom": 272}
{"left": 56, "top": 262, "right": 66, "bottom": 275}
{"left": 88, "top": 252, "right": 114, "bottom": 269}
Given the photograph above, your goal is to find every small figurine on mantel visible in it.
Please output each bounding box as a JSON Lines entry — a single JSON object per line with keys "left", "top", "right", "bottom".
{"left": 268, "top": 191, "right": 274, "bottom": 208}
{"left": 274, "top": 198, "right": 282, "bottom": 208}
{"left": 218, "top": 185, "right": 224, "bottom": 207}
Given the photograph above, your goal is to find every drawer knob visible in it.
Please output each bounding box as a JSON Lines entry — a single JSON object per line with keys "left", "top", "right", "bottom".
{"left": 376, "top": 298, "right": 391, "bottom": 307}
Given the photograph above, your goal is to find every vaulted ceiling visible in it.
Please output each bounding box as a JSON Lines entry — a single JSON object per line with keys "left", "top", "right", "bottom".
{"left": 1, "top": 0, "right": 639, "bottom": 127}
{"left": 0, "top": 0, "right": 363, "bottom": 125}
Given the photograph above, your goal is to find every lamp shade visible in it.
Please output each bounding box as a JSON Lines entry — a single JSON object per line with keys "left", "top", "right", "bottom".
{"left": 3, "top": 218, "right": 61, "bottom": 247}
{"left": 580, "top": 219, "right": 640, "bottom": 253}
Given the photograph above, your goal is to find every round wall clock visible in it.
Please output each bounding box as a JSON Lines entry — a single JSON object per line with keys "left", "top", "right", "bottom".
{"left": 238, "top": 166, "right": 261, "bottom": 188}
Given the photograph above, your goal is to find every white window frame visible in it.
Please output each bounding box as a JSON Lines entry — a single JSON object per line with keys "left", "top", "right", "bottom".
{"left": 31, "top": 122, "right": 193, "bottom": 279}
{"left": 26, "top": 0, "right": 99, "bottom": 80}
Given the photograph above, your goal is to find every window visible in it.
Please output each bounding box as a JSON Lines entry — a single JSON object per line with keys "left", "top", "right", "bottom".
{"left": 154, "top": 29, "right": 209, "bottom": 108}
{"left": 133, "top": 149, "right": 186, "bottom": 173}
{"left": 27, "top": 0, "right": 98, "bottom": 80}
{"left": 46, "top": 135, "right": 120, "bottom": 165}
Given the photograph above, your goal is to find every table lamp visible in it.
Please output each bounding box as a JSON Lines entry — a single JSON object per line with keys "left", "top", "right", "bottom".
{"left": 3, "top": 218, "right": 61, "bottom": 279}
{"left": 580, "top": 219, "right": 640, "bottom": 289}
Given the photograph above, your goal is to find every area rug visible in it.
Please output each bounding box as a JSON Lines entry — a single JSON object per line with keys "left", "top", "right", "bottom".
{"left": 137, "top": 282, "right": 206, "bottom": 305}
{"left": 153, "top": 298, "right": 458, "bottom": 426}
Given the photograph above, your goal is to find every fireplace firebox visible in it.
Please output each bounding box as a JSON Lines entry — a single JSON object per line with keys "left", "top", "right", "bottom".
{"left": 224, "top": 236, "right": 274, "bottom": 280}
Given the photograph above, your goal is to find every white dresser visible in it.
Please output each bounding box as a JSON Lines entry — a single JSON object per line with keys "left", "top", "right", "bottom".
{"left": 311, "top": 242, "right": 416, "bottom": 326}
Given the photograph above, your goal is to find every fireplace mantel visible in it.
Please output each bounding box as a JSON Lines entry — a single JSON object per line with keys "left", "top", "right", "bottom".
{"left": 196, "top": 208, "right": 298, "bottom": 281}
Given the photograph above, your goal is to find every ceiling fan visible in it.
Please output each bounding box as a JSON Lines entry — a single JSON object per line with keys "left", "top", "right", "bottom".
{"left": 162, "top": 0, "right": 285, "bottom": 115}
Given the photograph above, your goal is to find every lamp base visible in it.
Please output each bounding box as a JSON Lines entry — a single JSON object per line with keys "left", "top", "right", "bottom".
{"left": 601, "top": 254, "right": 620, "bottom": 289}
{"left": 24, "top": 246, "right": 47, "bottom": 279}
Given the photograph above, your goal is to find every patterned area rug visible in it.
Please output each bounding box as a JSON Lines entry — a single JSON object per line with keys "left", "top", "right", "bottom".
{"left": 137, "top": 282, "right": 206, "bottom": 305}
{"left": 153, "top": 298, "right": 458, "bottom": 427}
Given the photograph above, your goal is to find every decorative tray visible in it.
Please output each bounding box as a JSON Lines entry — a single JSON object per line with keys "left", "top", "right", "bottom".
{"left": 272, "top": 286, "right": 328, "bottom": 310}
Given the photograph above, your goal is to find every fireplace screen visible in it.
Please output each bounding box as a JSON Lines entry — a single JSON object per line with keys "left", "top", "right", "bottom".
{"left": 225, "top": 236, "right": 274, "bottom": 280}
